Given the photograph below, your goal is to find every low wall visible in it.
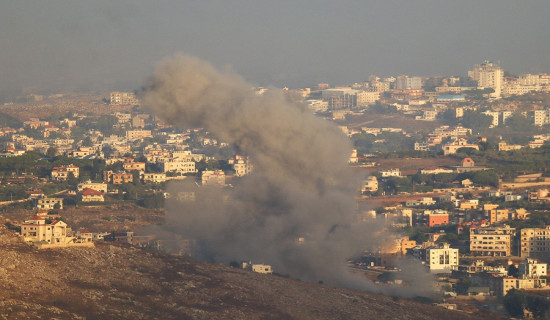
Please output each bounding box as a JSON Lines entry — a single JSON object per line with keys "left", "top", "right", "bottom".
{"left": 36, "top": 242, "right": 95, "bottom": 249}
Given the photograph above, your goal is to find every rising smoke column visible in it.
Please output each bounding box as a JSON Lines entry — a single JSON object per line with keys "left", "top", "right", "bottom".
{"left": 141, "top": 54, "right": 432, "bottom": 296}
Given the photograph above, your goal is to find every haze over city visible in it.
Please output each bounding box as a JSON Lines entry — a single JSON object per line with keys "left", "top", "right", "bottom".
{"left": 2, "top": 1, "right": 550, "bottom": 319}
{"left": 1, "top": 0, "right": 550, "bottom": 99}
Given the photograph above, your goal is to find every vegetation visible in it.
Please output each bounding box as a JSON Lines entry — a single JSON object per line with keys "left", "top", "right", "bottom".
{"left": 504, "top": 289, "right": 550, "bottom": 319}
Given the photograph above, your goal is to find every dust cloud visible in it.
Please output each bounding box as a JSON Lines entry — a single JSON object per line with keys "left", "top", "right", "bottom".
{"left": 141, "top": 54, "right": 434, "bottom": 297}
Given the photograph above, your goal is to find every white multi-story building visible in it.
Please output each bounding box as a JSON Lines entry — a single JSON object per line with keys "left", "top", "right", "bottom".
{"left": 425, "top": 243, "right": 459, "bottom": 273}
{"left": 468, "top": 61, "right": 504, "bottom": 98}
{"left": 519, "top": 259, "right": 547, "bottom": 278}
{"left": 380, "top": 168, "right": 401, "bottom": 177}
{"left": 21, "top": 216, "right": 72, "bottom": 244}
{"left": 160, "top": 158, "right": 196, "bottom": 174}
{"left": 232, "top": 155, "right": 253, "bottom": 176}
{"left": 361, "top": 176, "right": 378, "bottom": 193}
{"left": 395, "top": 75, "right": 423, "bottom": 90}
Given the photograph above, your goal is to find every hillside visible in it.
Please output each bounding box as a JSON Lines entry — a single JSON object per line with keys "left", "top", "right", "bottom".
{"left": 0, "top": 218, "right": 497, "bottom": 320}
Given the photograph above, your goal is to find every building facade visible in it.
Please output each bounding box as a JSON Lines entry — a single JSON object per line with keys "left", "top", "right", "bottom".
{"left": 470, "top": 226, "right": 515, "bottom": 256}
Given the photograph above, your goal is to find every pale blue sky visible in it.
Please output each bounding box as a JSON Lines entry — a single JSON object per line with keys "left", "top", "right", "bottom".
{"left": 1, "top": 0, "right": 549, "bottom": 97}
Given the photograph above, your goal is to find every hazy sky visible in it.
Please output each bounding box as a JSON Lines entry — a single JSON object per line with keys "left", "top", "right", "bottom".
{"left": 1, "top": 0, "right": 549, "bottom": 96}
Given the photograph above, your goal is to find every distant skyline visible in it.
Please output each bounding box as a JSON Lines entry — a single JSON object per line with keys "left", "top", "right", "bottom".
{"left": 1, "top": 1, "right": 550, "bottom": 98}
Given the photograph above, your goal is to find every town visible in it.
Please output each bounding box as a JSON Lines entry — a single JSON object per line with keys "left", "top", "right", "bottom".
{"left": 2, "top": 60, "right": 550, "bottom": 317}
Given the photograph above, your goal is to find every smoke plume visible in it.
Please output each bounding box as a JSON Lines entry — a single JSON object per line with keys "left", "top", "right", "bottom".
{"left": 141, "top": 54, "right": 433, "bottom": 296}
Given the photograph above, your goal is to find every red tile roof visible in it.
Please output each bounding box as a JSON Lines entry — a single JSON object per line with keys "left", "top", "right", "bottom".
{"left": 80, "top": 188, "right": 103, "bottom": 196}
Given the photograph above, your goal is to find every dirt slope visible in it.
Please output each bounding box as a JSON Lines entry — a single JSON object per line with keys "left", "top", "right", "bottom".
{"left": 0, "top": 218, "right": 496, "bottom": 320}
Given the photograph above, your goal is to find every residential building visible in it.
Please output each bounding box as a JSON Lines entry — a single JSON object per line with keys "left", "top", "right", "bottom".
{"left": 395, "top": 75, "right": 422, "bottom": 90}
{"left": 414, "top": 142, "right": 431, "bottom": 152}
{"left": 356, "top": 90, "right": 380, "bottom": 106}
{"left": 406, "top": 198, "right": 436, "bottom": 207}
{"left": 380, "top": 168, "right": 401, "bottom": 177}
{"left": 142, "top": 173, "right": 166, "bottom": 184}
{"left": 470, "top": 226, "right": 515, "bottom": 256}
{"left": 427, "top": 211, "right": 449, "bottom": 227}
{"left": 35, "top": 198, "right": 63, "bottom": 210}
{"left": 110, "top": 91, "right": 138, "bottom": 105}
{"left": 21, "top": 216, "right": 73, "bottom": 244}
{"left": 322, "top": 87, "right": 358, "bottom": 110}
{"left": 520, "top": 227, "right": 550, "bottom": 258}
{"left": 425, "top": 243, "right": 459, "bottom": 274}
{"left": 496, "top": 277, "right": 547, "bottom": 297}
{"left": 51, "top": 165, "right": 79, "bottom": 181}
{"left": 458, "top": 199, "right": 479, "bottom": 210}
{"left": 519, "top": 259, "right": 547, "bottom": 278}
{"left": 534, "top": 109, "right": 550, "bottom": 126}
{"left": 468, "top": 61, "right": 504, "bottom": 98}
{"left": 104, "top": 171, "right": 133, "bottom": 184}
{"left": 126, "top": 129, "right": 152, "bottom": 140}
{"left": 251, "top": 264, "right": 273, "bottom": 274}
{"left": 77, "top": 182, "right": 108, "bottom": 193}
{"left": 160, "top": 158, "right": 196, "bottom": 174}
{"left": 488, "top": 209, "right": 510, "bottom": 225}
{"left": 361, "top": 176, "right": 378, "bottom": 193}
{"left": 123, "top": 158, "right": 146, "bottom": 172}
{"left": 498, "top": 141, "right": 522, "bottom": 151}
{"left": 79, "top": 188, "right": 105, "bottom": 202}
{"left": 67, "top": 147, "right": 94, "bottom": 158}
{"left": 242, "top": 262, "right": 273, "bottom": 274}
{"left": 442, "top": 139, "right": 479, "bottom": 155}
{"left": 202, "top": 170, "right": 226, "bottom": 186}
{"left": 232, "top": 155, "right": 253, "bottom": 176}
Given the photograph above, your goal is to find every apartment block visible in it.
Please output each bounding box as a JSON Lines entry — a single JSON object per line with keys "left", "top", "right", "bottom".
{"left": 110, "top": 92, "right": 138, "bottom": 105}
{"left": 425, "top": 243, "right": 459, "bottom": 273}
{"left": 520, "top": 227, "right": 550, "bottom": 258}
{"left": 468, "top": 61, "right": 504, "bottom": 98}
{"left": 470, "top": 226, "right": 515, "bottom": 256}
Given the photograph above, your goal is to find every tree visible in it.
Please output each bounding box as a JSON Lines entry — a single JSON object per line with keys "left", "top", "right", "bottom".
{"left": 66, "top": 172, "right": 78, "bottom": 186}
{"left": 438, "top": 109, "right": 459, "bottom": 126}
{"left": 139, "top": 193, "right": 165, "bottom": 209}
{"left": 46, "top": 147, "right": 58, "bottom": 157}
{"left": 503, "top": 289, "right": 525, "bottom": 317}
{"left": 81, "top": 136, "right": 93, "bottom": 147}
{"left": 460, "top": 110, "right": 492, "bottom": 133}
{"left": 508, "top": 264, "right": 519, "bottom": 277}
{"left": 504, "top": 112, "right": 535, "bottom": 132}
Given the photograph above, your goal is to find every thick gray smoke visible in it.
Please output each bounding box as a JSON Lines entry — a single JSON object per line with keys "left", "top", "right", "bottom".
{"left": 141, "top": 54, "right": 433, "bottom": 296}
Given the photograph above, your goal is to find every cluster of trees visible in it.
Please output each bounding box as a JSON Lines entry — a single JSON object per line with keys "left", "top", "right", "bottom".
{"left": 504, "top": 289, "right": 550, "bottom": 318}
{"left": 438, "top": 109, "right": 493, "bottom": 133}
{"left": 75, "top": 115, "right": 123, "bottom": 137}
{"left": 365, "top": 101, "right": 398, "bottom": 114}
